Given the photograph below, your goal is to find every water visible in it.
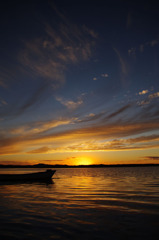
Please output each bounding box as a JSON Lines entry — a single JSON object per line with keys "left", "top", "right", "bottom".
{"left": 0, "top": 167, "right": 159, "bottom": 240}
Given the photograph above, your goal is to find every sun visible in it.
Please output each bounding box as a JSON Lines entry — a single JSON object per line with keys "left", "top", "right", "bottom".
{"left": 76, "top": 157, "right": 93, "bottom": 166}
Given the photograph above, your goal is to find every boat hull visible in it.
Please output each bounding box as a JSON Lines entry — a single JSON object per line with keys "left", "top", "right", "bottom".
{"left": 0, "top": 169, "right": 56, "bottom": 182}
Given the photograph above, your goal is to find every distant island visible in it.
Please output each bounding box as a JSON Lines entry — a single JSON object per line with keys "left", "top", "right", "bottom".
{"left": 0, "top": 163, "right": 159, "bottom": 168}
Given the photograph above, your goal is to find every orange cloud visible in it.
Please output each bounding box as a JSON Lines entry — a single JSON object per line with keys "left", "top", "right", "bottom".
{"left": 0, "top": 117, "right": 159, "bottom": 156}
{"left": 139, "top": 90, "right": 149, "bottom": 95}
{"left": 27, "top": 146, "right": 50, "bottom": 154}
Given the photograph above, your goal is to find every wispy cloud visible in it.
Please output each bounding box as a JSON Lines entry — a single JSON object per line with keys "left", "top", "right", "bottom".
{"left": 9, "top": 118, "right": 75, "bottom": 135}
{"left": 0, "top": 91, "right": 159, "bottom": 156}
{"left": 55, "top": 96, "right": 83, "bottom": 110}
{"left": 105, "top": 104, "right": 132, "bottom": 120}
{"left": 114, "top": 48, "right": 127, "bottom": 75}
{"left": 0, "top": 6, "right": 96, "bottom": 118}
{"left": 19, "top": 18, "right": 95, "bottom": 86}
{"left": 138, "top": 91, "right": 159, "bottom": 105}
{"left": 126, "top": 12, "right": 133, "bottom": 29}
{"left": 0, "top": 112, "right": 159, "bottom": 155}
{"left": 139, "top": 38, "right": 159, "bottom": 52}
{"left": 144, "top": 156, "right": 159, "bottom": 161}
{"left": 128, "top": 37, "right": 159, "bottom": 56}
{"left": 0, "top": 99, "right": 7, "bottom": 106}
{"left": 0, "top": 79, "right": 7, "bottom": 88}
{"left": 64, "top": 136, "right": 159, "bottom": 152}
{"left": 113, "top": 48, "right": 129, "bottom": 86}
{"left": 27, "top": 146, "right": 50, "bottom": 154}
{"left": 77, "top": 112, "right": 106, "bottom": 123}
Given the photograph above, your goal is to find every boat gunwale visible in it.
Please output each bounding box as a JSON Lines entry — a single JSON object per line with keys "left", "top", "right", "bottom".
{"left": 0, "top": 169, "right": 56, "bottom": 182}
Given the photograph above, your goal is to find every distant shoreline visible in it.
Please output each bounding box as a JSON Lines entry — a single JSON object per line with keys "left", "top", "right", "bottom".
{"left": 0, "top": 163, "right": 159, "bottom": 168}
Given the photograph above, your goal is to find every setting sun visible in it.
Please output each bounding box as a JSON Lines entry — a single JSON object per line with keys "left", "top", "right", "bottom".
{"left": 75, "top": 157, "right": 93, "bottom": 166}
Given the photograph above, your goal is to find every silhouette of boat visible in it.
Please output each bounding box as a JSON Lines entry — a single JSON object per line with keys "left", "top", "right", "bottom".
{"left": 0, "top": 169, "right": 56, "bottom": 182}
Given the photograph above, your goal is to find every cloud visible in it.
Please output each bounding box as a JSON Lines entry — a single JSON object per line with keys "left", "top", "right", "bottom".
{"left": 0, "top": 6, "right": 96, "bottom": 118}
{"left": 9, "top": 118, "right": 75, "bottom": 135}
{"left": 148, "top": 92, "right": 159, "bottom": 99}
{"left": 127, "top": 12, "right": 132, "bottom": 29}
{"left": 139, "top": 38, "right": 159, "bottom": 53}
{"left": 101, "top": 73, "right": 109, "bottom": 78}
{"left": 92, "top": 73, "right": 108, "bottom": 81}
{"left": 0, "top": 135, "right": 24, "bottom": 155}
{"left": 55, "top": 96, "right": 83, "bottom": 110}
{"left": 77, "top": 112, "right": 106, "bottom": 123}
{"left": 0, "top": 79, "right": 7, "bottom": 88}
{"left": 0, "top": 100, "right": 159, "bottom": 156}
{"left": 114, "top": 48, "right": 127, "bottom": 75}
{"left": 19, "top": 19, "right": 95, "bottom": 85}
{"left": 18, "top": 82, "right": 49, "bottom": 115}
{"left": 144, "top": 156, "right": 159, "bottom": 161}
{"left": 27, "top": 146, "right": 50, "bottom": 154}
{"left": 138, "top": 91, "right": 159, "bottom": 106}
{"left": 105, "top": 103, "right": 132, "bottom": 120}
{"left": 16, "top": 15, "right": 95, "bottom": 112}
{"left": 150, "top": 39, "right": 159, "bottom": 47}
{"left": 0, "top": 81, "right": 50, "bottom": 118}
{"left": 140, "top": 44, "right": 144, "bottom": 52}
{"left": 138, "top": 100, "right": 150, "bottom": 106}
{"left": 139, "top": 90, "right": 149, "bottom": 95}
{"left": 0, "top": 99, "right": 7, "bottom": 106}
{"left": 113, "top": 48, "right": 129, "bottom": 86}
{"left": 61, "top": 133, "right": 159, "bottom": 152}
{"left": 0, "top": 118, "right": 159, "bottom": 155}
{"left": 128, "top": 47, "right": 136, "bottom": 57}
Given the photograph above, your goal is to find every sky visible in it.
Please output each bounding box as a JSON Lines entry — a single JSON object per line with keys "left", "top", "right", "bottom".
{"left": 0, "top": 0, "right": 159, "bottom": 166}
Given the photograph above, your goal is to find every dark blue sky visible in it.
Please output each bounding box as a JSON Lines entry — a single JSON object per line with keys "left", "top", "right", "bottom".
{"left": 0, "top": 0, "right": 159, "bottom": 165}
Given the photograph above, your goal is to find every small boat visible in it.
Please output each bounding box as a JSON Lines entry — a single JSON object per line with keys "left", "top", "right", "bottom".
{"left": 0, "top": 169, "right": 56, "bottom": 182}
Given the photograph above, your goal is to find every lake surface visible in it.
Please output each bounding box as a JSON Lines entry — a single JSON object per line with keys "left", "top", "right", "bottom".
{"left": 0, "top": 167, "right": 159, "bottom": 240}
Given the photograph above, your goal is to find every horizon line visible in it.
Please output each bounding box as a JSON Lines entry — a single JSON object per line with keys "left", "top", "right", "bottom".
{"left": 0, "top": 163, "right": 159, "bottom": 168}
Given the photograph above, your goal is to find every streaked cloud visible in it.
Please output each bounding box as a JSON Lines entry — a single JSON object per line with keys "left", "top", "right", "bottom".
{"left": 126, "top": 12, "right": 132, "bottom": 29}
{"left": 27, "top": 146, "right": 50, "bottom": 154}
{"left": 0, "top": 6, "right": 96, "bottom": 118}
{"left": 77, "top": 112, "right": 105, "bottom": 123}
{"left": 114, "top": 48, "right": 127, "bottom": 75}
{"left": 105, "top": 104, "right": 132, "bottom": 120}
{"left": 140, "top": 44, "right": 144, "bottom": 53}
{"left": 19, "top": 17, "right": 96, "bottom": 87}
{"left": 0, "top": 79, "right": 7, "bottom": 88}
{"left": 64, "top": 135, "right": 159, "bottom": 152}
{"left": 0, "top": 111, "right": 159, "bottom": 156}
{"left": 0, "top": 99, "right": 7, "bottom": 106}
{"left": 144, "top": 156, "right": 159, "bottom": 161}
{"left": 113, "top": 47, "right": 129, "bottom": 86}
{"left": 9, "top": 118, "right": 75, "bottom": 135}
